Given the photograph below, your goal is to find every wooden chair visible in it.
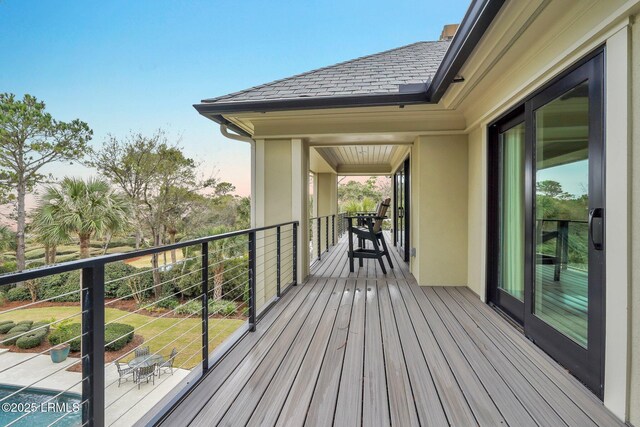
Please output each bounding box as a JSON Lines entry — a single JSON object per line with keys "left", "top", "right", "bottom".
{"left": 346, "top": 198, "right": 394, "bottom": 274}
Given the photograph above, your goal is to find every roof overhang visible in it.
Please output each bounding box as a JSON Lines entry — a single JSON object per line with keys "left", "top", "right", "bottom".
{"left": 194, "top": 0, "right": 505, "bottom": 134}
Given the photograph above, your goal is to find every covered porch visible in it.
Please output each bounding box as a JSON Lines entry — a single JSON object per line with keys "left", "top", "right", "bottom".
{"left": 159, "top": 232, "right": 622, "bottom": 427}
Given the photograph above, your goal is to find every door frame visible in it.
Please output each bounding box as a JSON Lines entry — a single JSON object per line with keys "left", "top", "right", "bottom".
{"left": 394, "top": 156, "right": 410, "bottom": 262}
{"left": 486, "top": 48, "right": 606, "bottom": 398}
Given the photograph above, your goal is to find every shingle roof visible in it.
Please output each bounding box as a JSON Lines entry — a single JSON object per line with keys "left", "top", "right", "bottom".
{"left": 202, "top": 41, "right": 451, "bottom": 105}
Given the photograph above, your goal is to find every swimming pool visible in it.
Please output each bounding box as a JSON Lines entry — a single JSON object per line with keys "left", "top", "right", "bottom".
{"left": 0, "top": 384, "right": 81, "bottom": 426}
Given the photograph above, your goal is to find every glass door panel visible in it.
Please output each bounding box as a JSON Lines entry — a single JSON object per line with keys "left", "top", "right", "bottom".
{"left": 498, "top": 123, "right": 525, "bottom": 301}
{"left": 533, "top": 82, "right": 589, "bottom": 347}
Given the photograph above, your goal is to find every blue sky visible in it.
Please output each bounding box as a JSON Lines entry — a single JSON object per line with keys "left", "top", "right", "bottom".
{"left": 0, "top": 0, "right": 470, "bottom": 196}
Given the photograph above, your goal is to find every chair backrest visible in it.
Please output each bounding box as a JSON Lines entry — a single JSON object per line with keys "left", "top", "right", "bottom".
{"left": 115, "top": 361, "right": 123, "bottom": 373}
{"left": 135, "top": 346, "right": 150, "bottom": 358}
{"left": 373, "top": 198, "right": 391, "bottom": 233}
{"left": 139, "top": 364, "right": 155, "bottom": 376}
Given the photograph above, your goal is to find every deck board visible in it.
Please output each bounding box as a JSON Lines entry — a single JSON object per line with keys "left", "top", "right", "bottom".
{"left": 160, "top": 232, "right": 624, "bottom": 427}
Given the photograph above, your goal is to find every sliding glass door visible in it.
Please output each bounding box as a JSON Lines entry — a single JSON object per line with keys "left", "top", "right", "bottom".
{"left": 488, "top": 50, "right": 605, "bottom": 397}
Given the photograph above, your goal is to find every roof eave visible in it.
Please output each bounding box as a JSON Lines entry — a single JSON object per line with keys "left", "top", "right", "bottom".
{"left": 426, "top": 0, "right": 505, "bottom": 103}
{"left": 193, "top": 90, "right": 429, "bottom": 117}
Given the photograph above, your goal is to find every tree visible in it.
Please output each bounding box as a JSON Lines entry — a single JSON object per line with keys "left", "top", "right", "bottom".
{"left": 205, "top": 225, "right": 245, "bottom": 300}
{"left": 537, "top": 180, "right": 571, "bottom": 199}
{"left": 214, "top": 182, "right": 236, "bottom": 196}
{"left": 0, "top": 225, "right": 15, "bottom": 264}
{"left": 35, "top": 178, "right": 130, "bottom": 258}
{"left": 29, "top": 210, "right": 69, "bottom": 265}
{"left": 0, "top": 93, "right": 92, "bottom": 271}
{"left": 90, "top": 131, "right": 216, "bottom": 297}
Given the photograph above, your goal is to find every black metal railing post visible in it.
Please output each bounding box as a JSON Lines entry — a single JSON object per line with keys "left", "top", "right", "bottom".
{"left": 276, "top": 226, "right": 281, "bottom": 298}
{"left": 293, "top": 223, "right": 298, "bottom": 285}
{"left": 248, "top": 231, "right": 256, "bottom": 332}
{"left": 317, "top": 217, "right": 321, "bottom": 261}
{"left": 201, "top": 241, "right": 209, "bottom": 373}
{"left": 325, "top": 216, "right": 329, "bottom": 252}
{"left": 81, "top": 264, "right": 105, "bottom": 427}
{"left": 332, "top": 215, "right": 335, "bottom": 246}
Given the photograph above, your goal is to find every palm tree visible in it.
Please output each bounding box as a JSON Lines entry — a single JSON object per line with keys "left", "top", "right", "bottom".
{"left": 206, "top": 225, "right": 246, "bottom": 300}
{"left": 30, "top": 209, "right": 69, "bottom": 265}
{"left": 35, "top": 178, "right": 131, "bottom": 259}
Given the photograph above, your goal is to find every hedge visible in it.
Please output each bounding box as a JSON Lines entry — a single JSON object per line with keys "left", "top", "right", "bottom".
{"left": 7, "top": 287, "right": 31, "bottom": 302}
{"left": 0, "top": 322, "right": 15, "bottom": 334}
{"left": 104, "top": 323, "right": 134, "bottom": 351}
{"left": 1, "top": 331, "right": 25, "bottom": 346}
{"left": 16, "top": 328, "right": 48, "bottom": 349}
{"left": 49, "top": 322, "right": 134, "bottom": 352}
{"left": 8, "top": 324, "right": 30, "bottom": 334}
{"left": 17, "top": 320, "right": 33, "bottom": 327}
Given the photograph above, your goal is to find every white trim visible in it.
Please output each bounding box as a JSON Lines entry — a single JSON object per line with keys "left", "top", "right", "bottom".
{"left": 603, "top": 25, "right": 631, "bottom": 421}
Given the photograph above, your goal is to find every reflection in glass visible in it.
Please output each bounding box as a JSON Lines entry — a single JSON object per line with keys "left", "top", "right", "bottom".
{"left": 498, "top": 123, "right": 525, "bottom": 301}
{"left": 534, "top": 82, "right": 589, "bottom": 347}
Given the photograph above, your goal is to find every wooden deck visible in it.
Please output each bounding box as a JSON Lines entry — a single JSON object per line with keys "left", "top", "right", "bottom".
{"left": 159, "top": 233, "right": 623, "bottom": 427}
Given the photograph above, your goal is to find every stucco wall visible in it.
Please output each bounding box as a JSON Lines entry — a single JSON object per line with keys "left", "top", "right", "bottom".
{"left": 411, "top": 135, "right": 468, "bottom": 286}
{"left": 630, "top": 14, "right": 640, "bottom": 427}
{"left": 466, "top": 127, "right": 486, "bottom": 299}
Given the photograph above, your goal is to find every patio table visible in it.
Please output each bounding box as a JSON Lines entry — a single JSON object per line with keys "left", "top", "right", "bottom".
{"left": 128, "top": 354, "right": 164, "bottom": 369}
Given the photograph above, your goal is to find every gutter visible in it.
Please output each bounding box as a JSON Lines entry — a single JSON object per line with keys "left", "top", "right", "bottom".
{"left": 426, "top": 0, "right": 505, "bottom": 103}
{"left": 194, "top": 0, "right": 504, "bottom": 123}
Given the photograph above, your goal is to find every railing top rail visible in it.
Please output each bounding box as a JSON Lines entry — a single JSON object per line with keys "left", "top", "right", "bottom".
{"left": 537, "top": 218, "right": 588, "bottom": 223}
{"left": 308, "top": 214, "right": 337, "bottom": 221}
{"left": 0, "top": 220, "right": 299, "bottom": 286}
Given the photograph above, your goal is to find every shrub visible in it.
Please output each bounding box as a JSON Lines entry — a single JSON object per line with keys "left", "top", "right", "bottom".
{"left": 16, "top": 329, "right": 47, "bottom": 349}
{"left": 0, "top": 261, "right": 17, "bottom": 275}
{"left": 8, "top": 324, "right": 30, "bottom": 334}
{"left": 48, "top": 322, "right": 134, "bottom": 352}
{"left": 0, "top": 320, "right": 12, "bottom": 326}
{"left": 221, "top": 256, "right": 249, "bottom": 302}
{"left": 104, "top": 323, "right": 134, "bottom": 351}
{"left": 7, "top": 287, "right": 31, "bottom": 301}
{"left": 37, "top": 276, "right": 80, "bottom": 302}
{"left": 105, "top": 263, "right": 152, "bottom": 299}
{"left": 32, "top": 321, "right": 50, "bottom": 334}
{"left": 17, "top": 320, "right": 33, "bottom": 327}
{"left": 0, "top": 322, "right": 15, "bottom": 334}
{"left": 155, "top": 297, "right": 179, "bottom": 310}
{"left": 208, "top": 300, "right": 237, "bottom": 316}
{"left": 2, "top": 331, "right": 25, "bottom": 346}
{"left": 0, "top": 291, "right": 6, "bottom": 306}
{"left": 49, "top": 322, "right": 81, "bottom": 352}
{"left": 175, "top": 300, "right": 202, "bottom": 315}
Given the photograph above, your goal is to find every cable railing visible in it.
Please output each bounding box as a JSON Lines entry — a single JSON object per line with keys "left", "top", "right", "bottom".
{"left": 0, "top": 221, "right": 298, "bottom": 427}
{"left": 308, "top": 213, "right": 347, "bottom": 265}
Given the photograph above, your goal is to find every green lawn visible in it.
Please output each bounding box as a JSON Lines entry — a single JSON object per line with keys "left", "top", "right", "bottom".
{"left": 0, "top": 306, "right": 244, "bottom": 369}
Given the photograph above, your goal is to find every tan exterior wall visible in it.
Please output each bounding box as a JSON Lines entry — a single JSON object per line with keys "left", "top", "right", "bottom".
{"left": 316, "top": 172, "right": 338, "bottom": 251}
{"left": 255, "top": 138, "right": 309, "bottom": 288}
{"left": 630, "top": 14, "right": 640, "bottom": 427}
{"left": 466, "top": 127, "right": 486, "bottom": 299}
{"left": 411, "top": 135, "right": 468, "bottom": 286}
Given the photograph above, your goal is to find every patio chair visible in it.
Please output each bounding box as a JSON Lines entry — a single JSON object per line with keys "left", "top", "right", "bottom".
{"left": 347, "top": 198, "right": 394, "bottom": 274}
{"left": 135, "top": 346, "right": 150, "bottom": 358}
{"left": 137, "top": 364, "right": 157, "bottom": 389}
{"left": 115, "top": 361, "right": 136, "bottom": 387}
{"left": 158, "top": 348, "right": 178, "bottom": 377}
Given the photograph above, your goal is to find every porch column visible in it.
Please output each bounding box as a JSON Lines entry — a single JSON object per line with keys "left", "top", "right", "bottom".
{"left": 253, "top": 138, "right": 309, "bottom": 303}
{"left": 316, "top": 172, "right": 338, "bottom": 251}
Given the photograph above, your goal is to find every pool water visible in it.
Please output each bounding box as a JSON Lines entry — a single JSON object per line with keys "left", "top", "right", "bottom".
{"left": 0, "top": 384, "right": 81, "bottom": 426}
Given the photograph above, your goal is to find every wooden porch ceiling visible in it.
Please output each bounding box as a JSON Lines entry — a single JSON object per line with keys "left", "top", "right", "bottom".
{"left": 313, "top": 144, "right": 407, "bottom": 175}
{"left": 160, "top": 233, "right": 623, "bottom": 427}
